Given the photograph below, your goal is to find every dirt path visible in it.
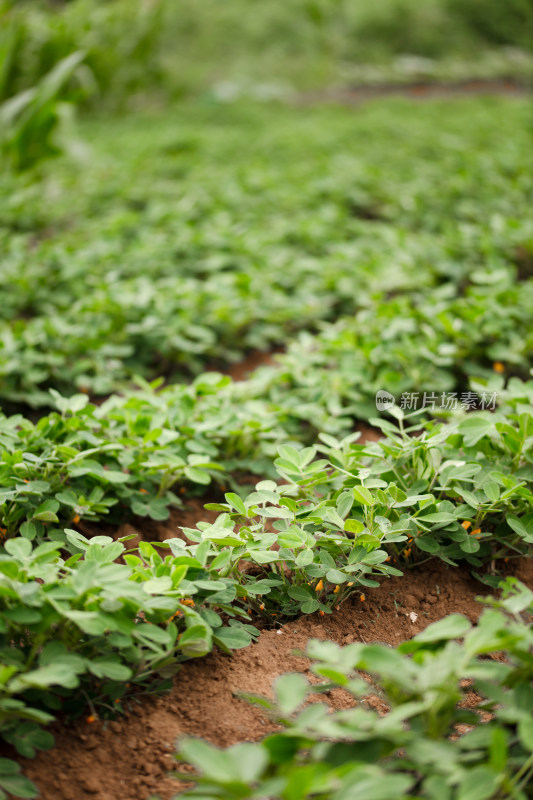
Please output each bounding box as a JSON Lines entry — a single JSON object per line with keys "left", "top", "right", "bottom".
{"left": 21, "top": 556, "right": 533, "bottom": 800}
{"left": 298, "top": 77, "right": 530, "bottom": 106}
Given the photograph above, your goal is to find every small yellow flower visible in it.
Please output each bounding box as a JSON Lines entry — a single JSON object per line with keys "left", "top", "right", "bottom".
{"left": 360, "top": 594, "right": 365, "bottom": 602}
{"left": 179, "top": 597, "right": 195, "bottom": 607}
{"left": 72, "top": 513, "right": 80, "bottom": 524}
{"left": 319, "top": 610, "right": 325, "bottom": 616}
{"left": 315, "top": 579, "right": 324, "bottom": 592}
{"left": 86, "top": 715, "right": 96, "bottom": 724}
{"left": 493, "top": 362, "right": 505, "bottom": 374}
{"left": 333, "top": 585, "right": 340, "bottom": 594}
{"left": 347, "top": 581, "right": 354, "bottom": 587}
{"left": 461, "top": 520, "right": 471, "bottom": 530}
{"left": 471, "top": 528, "right": 481, "bottom": 536}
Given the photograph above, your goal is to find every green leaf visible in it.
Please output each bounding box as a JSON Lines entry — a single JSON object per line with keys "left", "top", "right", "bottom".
{"left": 344, "top": 518, "right": 364, "bottom": 535}
{"left": 507, "top": 515, "right": 533, "bottom": 542}
{"left": 225, "top": 493, "right": 247, "bottom": 516}
{"left": 326, "top": 569, "right": 347, "bottom": 584}
{"left": 419, "top": 512, "right": 457, "bottom": 524}
{"left": 288, "top": 586, "right": 313, "bottom": 602}
{"left": 460, "top": 536, "right": 480, "bottom": 553}
{"left": 483, "top": 482, "right": 500, "bottom": 503}
{"left": 301, "top": 599, "right": 319, "bottom": 614}
{"left": 178, "top": 739, "right": 267, "bottom": 784}
{"left": 178, "top": 625, "right": 212, "bottom": 658}
{"left": 213, "top": 627, "right": 252, "bottom": 651}
{"left": 88, "top": 661, "right": 132, "bottom": 681}
{"left": 274, "top": 673, "right": 308, "bottom": 715}
{"left": 457, "top": 767, "right": 498, "bottom": 800}
{"left": 19, "top": 522, "right": 37, "bottom": 541}
{"left": 295, "top": 549, "right": 314, "bottom": 567}
{"left": 518, "top": 716, "right": 533, "bottom": 750}
{"left": 414, "top": 614, "right": 471, "bottom": 643}
{"left": 0, "top": 773, "right": 38, "bottom": 799}
{"left": 352, "top": 486, "right": 374, "bottom": 506}
{"left": 4, "top": 539, "right": 32, "bottom": 560}
{"left": 32, "top": 499, "right": 60, "bottom": 522}
{"left": 458, "top": 416, "right": 494, "bottom": 447}
{"left": 415, "top": 537, "right": 440, "bottom": 554}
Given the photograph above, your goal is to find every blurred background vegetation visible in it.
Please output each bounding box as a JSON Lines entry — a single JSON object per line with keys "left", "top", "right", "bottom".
{"left": 1, "top": 0, "right": 532, "bottom": 168}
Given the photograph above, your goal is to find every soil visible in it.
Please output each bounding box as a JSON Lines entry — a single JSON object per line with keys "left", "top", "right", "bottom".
{"left": 223, "top": 348, "right": 283, "bottom": 382}
{"left": 20, "top": 556, "right": 533, "bottom": 800}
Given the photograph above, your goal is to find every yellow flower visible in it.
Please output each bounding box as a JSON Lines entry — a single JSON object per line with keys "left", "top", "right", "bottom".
{"left": 360, "top": 594, "right": 365, "bottom": 602}
{"left": 461, "top": 520, "right": 471, "bottom": 530}
{"left": 493, "top": 362, "right": 505, "bottom": 373}
{"left": 333, "top": 585, "right": 340, "bottom": 594}
{"left": 315, "top": 579, "right": 324, "bottom": 592}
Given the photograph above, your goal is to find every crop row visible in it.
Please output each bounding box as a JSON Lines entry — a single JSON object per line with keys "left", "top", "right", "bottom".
{"left": 1, "top": 98, "right": 531, "bottom": 406}
{"left": 176, "top": 578, "right": 533, "bottom": 800}
{"left": 1, "top": 363, "right": 532, "bottom": 540}
{"left": 1, "top": 398, "right": 531, "bottom": 796}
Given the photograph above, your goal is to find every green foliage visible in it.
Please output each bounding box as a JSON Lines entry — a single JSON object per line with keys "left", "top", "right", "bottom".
{"left": 175, "top": 579, "right": 533, "bottom": 800}
{"left": 1, "top": 0, "right": 532, "bottom": 113}
{"left": 1, "top": 401, "right": 530, "bottom": 790}
{"left": 0, "top": 98, "right": 531, "bottom": 406}
{"left": 0, "top": 34, "right": 531, "bottom": 796}
{"left": 0, "top": 533, "right": 257, "bottom": 795}
{"left": 0, "top": 0, "right": 166, "bottom": 107}
{"left": 178, "top": 400, "right": 532, "bottom": 622}
{"left": 0, "top": 50, "right": 86, "bottom": 170}
{"left": 446, "top": 0, "right": 533, "bottom": 50}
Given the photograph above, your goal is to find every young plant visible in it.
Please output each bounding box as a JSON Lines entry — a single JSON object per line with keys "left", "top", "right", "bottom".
{"left": 175, "top": 579, "right": 533, "bottom": 800}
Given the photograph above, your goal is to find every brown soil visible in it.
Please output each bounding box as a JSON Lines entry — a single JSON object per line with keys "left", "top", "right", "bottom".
{"left": 21, "top": 557, "right": 532, "bottom": 800}
{"left": 223, "top": 348, "right": 283, "bottom": 382}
